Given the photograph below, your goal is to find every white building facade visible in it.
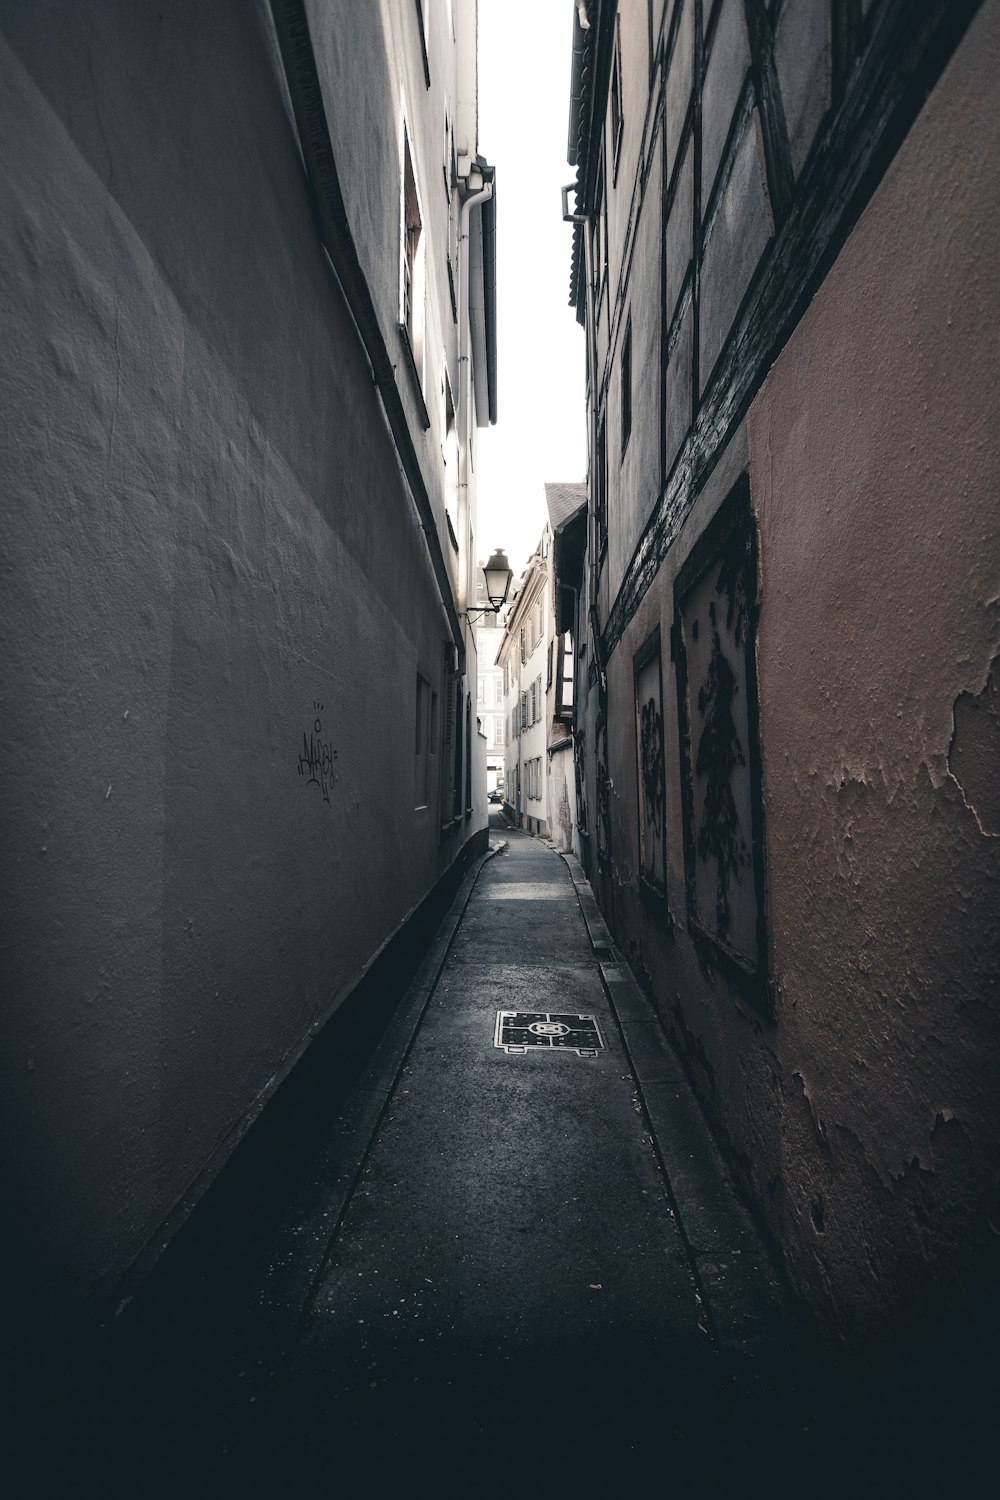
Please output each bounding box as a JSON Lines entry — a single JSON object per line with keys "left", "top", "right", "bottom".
{"left": 498, "top": 499, "right": 581, "bottom": 852}
{"left": 499, "top": 536, "right": 551, "bottom": 834}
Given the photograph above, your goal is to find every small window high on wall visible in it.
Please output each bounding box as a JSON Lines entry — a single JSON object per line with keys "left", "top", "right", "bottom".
{"left": 555, "top": 634, "right": 574, "bottom": 720}
{"left": 402, "top": 132, "right": 425, "bottom": 383}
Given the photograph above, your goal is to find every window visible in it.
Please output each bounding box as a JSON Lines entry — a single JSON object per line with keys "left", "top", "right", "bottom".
{"left": 593, "top": 155, "right": 608, "bottom": 310}
{"left": 530, "top": 680, "right": 537, "bottom": 725}
{"left": 402, "top": 132, "right": 425, "bottom": 382}
{"left": 443, "top": 372, "right": 458, "bottom": 537}
{"left": 519, "top": 625, "right": 526, "bottom": 665}
{"left": 415, "top": 672, "right": 431, "bottom": 808}
{"left": 595, "top": 413, "right": 608, "bottom": 554}
{"left": 443, "top": 107, "right": 454, "bottom": 201}
{"left": 440, "top": 647, "right": 457, "bottom": 826}
{"left": 547, "top": 640, "right": 554, "bottom": 690}
{"left": 465, "top": 696, "right": 472, "bottom": 813}
{"left": 535, "top": 674, "right": 542, "bottom": 723}
{"left": 477, "top": 676, "right": 484, "bottom": 703}
{"left": 621, "top": 315, "right": 632, "bottom": 458}
{"left": 413, "top": 0, "right": 430, "bottom": 88}
{"left": 610, "top": 15, "right": 624, "bottom": 185}
{"left": 496, "top": 715, "right": 505, "bottom": 746}
{"left": 520, "top": 690, "right": 528, "bottom": 732}
{"left": 555, "top": 634, "right": 574, "bottom": 720}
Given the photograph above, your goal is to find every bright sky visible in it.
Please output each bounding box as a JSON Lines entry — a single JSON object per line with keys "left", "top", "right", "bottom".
{"left": 476, "top": 1, "right": 587, "bottom": 579}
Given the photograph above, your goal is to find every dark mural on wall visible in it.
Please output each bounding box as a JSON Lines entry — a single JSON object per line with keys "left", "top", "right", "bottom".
{"left": 634, "top": 626, "right": 667, "bottom": 901}
{"left": 574, "top": 728, "right": 589, "bottom": 838}
{"left": 596, "top": 713, "right": 611, "bottom": 872}
{"left": 674, "top": 479, "right": 767, "bottom": 1009}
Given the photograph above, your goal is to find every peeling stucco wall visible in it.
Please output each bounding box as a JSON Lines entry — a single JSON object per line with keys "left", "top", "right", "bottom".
{"left": 744, "top": 0, "right": 1000, "bottom": 1332}
{"left": 595, "top": 0, "right": 1000, "bottom": 1340}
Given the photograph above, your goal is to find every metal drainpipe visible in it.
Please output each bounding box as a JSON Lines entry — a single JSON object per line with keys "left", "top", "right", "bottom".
{"left": 580, "top": 215, "right": 605, "bottom": 698}
{"left": 456, "top": 169, "right": 494, "bottom": 675}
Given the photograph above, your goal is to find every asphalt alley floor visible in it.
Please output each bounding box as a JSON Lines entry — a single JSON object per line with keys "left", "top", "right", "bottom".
{"left": 25, "top": 827, "right": 991, "bottom": 1498}
{"left": 229, "top": 829, "right": 813, "bottom": 1493}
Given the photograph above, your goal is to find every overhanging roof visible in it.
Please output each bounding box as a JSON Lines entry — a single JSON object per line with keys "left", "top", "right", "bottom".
{"left": 548, "top": 482, "right": 587, "bottom": 636}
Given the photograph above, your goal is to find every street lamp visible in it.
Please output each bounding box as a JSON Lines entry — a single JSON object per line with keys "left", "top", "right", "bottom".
{"left": 464, "top": 548, "right": 513, "bottom": 620}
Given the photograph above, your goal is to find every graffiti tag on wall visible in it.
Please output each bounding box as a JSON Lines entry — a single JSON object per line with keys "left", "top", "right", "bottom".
{"left": 297, "top": 701, "right": 338, "bottom": 806}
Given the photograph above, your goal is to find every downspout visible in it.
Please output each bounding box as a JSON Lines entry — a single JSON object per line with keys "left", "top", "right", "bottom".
{"left": 457, "top": 165, "right": 494, "bottom": 635}
{"left": 580, "top": 214, "right": 606, "bottom": 702}
{"left": 268, "top": 0, "right": 464, "bottom": 657}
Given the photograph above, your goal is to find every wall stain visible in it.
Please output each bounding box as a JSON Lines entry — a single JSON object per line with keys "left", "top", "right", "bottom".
{"left": 948, "top": 656, "right": 1000, "bottom": 836}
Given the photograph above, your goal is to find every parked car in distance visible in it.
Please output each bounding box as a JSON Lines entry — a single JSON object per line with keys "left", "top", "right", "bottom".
{"left": 488, "top": 789, "right": 503, "bottom": 804}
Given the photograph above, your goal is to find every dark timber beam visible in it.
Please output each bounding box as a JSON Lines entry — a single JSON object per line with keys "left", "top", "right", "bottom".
{"left": 601, "top": 0, "right": 984, "bottom": 664}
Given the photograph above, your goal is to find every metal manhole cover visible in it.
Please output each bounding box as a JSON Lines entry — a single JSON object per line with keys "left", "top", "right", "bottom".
{"left": 494, "top": 1011, "right": 605, "bottom": 1057}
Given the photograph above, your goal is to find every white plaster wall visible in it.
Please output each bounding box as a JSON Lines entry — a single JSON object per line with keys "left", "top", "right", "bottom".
{"left": 0, "top": 0, "right": 484, "bottom": 1319}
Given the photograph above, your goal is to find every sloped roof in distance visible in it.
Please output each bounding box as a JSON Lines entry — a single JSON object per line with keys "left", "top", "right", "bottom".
{"left": 545, "top": 481, "right": 587, "bottom": 534}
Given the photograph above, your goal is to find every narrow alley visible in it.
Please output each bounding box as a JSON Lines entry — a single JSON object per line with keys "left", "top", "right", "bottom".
{"left": 26, "top": 819, "right": 988, "bottom": 1496}
{"left": 3, "top": 2, "right": 999, "bottom": 1494}
{"left": 250, "top": 819, "right": 792, "bottom": 1486}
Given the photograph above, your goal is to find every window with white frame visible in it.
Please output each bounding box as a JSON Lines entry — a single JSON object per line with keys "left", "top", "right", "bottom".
{"left": 555, "top": 634, "right": 574, "bottom": 720}
{"left": 610, "top": 13, "right": 623, "bottom": 185}
{"left": 401, "top": 131, "right": 425, "bottom": 382}
{"left": 443, "top": 372, "right": 458, "bottom": 537}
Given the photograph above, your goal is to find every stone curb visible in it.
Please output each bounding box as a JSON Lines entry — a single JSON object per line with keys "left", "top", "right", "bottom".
{"left": 556, "top": 849, "right": 799, "bottom": 1365}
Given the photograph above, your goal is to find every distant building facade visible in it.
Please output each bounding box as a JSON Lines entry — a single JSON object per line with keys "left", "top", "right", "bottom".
{"left": 499, "top": 497, "right": 582, "bottom": 852}
{"left": 561, "top": 0, "right": 999, "bottom": 1341}
{"left": 544, "top": 485, "right": 586, "bottom": 853}
{"left": 475, "top": 568, "right": 506, "bottom": 792}
{"left": 0, "top": 0, "right": 495, "bottom": 1329}
{"left": 499, "top": 531, "right": 551, "bottom": 833}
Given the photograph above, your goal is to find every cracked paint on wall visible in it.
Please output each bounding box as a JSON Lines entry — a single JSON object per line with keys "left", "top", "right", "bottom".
{"left": 741, "top": 1, "right": 1000, "bottom": 1334}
